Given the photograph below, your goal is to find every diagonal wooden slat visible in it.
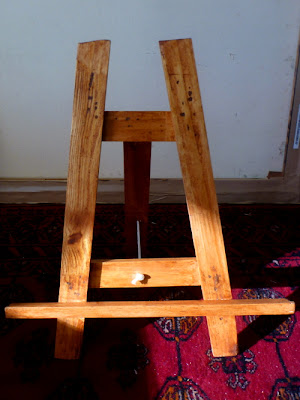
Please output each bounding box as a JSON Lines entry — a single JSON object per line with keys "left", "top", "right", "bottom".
{"left": 160, "top": 38, "right": 238, "bottom": 357}
{"left": 6, "top": 299, "right": 295, "bottom": 319}
{"left": 55, "top": 40, "right": 110, "bottom": 359}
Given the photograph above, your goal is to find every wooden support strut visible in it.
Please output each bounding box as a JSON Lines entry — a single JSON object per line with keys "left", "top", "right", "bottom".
{"left": 124, "top": 142, "right": 151, "bottom": 258}
{"left": 4, "top": 38, "right": 295, "bottom": 360}
{"left": 159, "top": 39, "right": 238, "bottom": 356}
{"left": 55, "top": 40, "right": 110, "bottom": 359}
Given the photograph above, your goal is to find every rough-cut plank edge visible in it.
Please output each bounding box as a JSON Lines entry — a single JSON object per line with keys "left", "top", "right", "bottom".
{"left": 6, "top": 299, "right": 295, "bottom": 319}
{"left": 103, "top": 111, "right": 175, "bottom": 141}
{"left": 55, "top": 40, "right": 111, "bottom": 360}
{"left": 89, "top": 257, "right": 200, "bottom": 288}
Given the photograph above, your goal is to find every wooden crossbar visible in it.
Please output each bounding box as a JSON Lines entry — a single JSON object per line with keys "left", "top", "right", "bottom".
{"left": 102, "top": 111, "right": 174, "bottom": 141}
{"left": 6, "top": 299, "right": 295, "bottom": 319}
{"left": 89, "top": 258, "right": 200, "bottom": 288}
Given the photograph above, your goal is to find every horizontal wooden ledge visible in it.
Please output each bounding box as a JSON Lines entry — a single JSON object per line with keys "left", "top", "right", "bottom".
{"left": 5, "top": 299, "right": 295, "bottom": 319}
{"left": 102, "top": 111, "right": 175, "bottom": 141}
{"left": 89, "top": 257, "right": 200, "bottom": 288}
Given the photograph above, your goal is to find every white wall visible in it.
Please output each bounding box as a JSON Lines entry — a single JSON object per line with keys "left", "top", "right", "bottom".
{"left": 0, "top": 0, "right": 299, "bottom": 179}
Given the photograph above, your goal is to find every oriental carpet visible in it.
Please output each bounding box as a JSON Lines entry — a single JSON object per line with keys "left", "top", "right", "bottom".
{"left": 0, "top": 204, "right": 299, "bottom": 400}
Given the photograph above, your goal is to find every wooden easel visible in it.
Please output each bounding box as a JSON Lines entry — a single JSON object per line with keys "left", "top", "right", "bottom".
{"left": 5, "top": 39, "right": 295, "bottom": 359}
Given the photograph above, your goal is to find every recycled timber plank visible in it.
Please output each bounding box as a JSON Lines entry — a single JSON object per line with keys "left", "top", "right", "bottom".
{"left": 89, "top": 258, "right": 200, "bottom": 288}
{"left": 124, "top": 142, "right": 152, "bottom": 257}
{"left": 6, "top": 299, "right": 295, "bottom": 319}
{"left": 102, "top": 111, "right": 175, "bottom": 141}
{"left": 160, "top": 38, "right": 238, "bottom": 357}
{"left": 55, "top": 40, "right": 110, "bottom": 359}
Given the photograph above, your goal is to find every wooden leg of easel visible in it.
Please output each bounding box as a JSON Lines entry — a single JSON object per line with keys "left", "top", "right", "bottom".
{"left": 160, "top": 38, "right": 238, "bottom": 356}
{"left": 124, "top": 142, "right": 151, "bottom": 258}
{"left": 55, "top": 40, "right": 110, "bottom": 359}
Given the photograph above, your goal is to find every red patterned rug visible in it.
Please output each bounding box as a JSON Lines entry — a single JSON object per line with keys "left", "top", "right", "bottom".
{"left": 0, "top": 204, "right": 299, "bottom": 399}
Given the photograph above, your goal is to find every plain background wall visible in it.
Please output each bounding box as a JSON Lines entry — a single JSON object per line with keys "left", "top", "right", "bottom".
{"left": 0, "top": 0, "right": 299, "bottom": 179}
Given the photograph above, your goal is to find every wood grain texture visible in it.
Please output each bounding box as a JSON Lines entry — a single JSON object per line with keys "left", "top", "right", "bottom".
{"left": 102, "top": 111, "right": 175, "bottom": 141}
{"left": 124, "top": 142, "right": 151, "bottom": 257}
{"left": 160, "top": 38, "right": 238, "bottom": 356}
{"left": 6, "top": 299, "right": 295, "bottom": 319}
{"left": 89, "top": 257, "right": 200, "bottom": 288}
{"left": 55, "top": 40, "right": 110, "bottom": 359}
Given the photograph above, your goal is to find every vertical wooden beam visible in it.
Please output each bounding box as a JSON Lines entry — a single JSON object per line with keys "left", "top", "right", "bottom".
{"left": 160, "top": 39, "right": 238, "bottom": 356}
{"left": 55, "top": 40, "right": 110, "bottom": 359}
{"left": 124, "top": 142, "right": 151, "bottom": 257}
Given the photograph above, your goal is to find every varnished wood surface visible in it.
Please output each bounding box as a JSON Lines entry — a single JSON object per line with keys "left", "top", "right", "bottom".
{"left": 160, "top": 38, "right": 238, "bottom": 356}
{"left": 55, "top": 40, "right": 110, "bottom": 359}
{"left": 89, "top": 257, "right": 200, "bottom": 288}
{"left": 6, "top": 299, "right": 295, "bottom": 319}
